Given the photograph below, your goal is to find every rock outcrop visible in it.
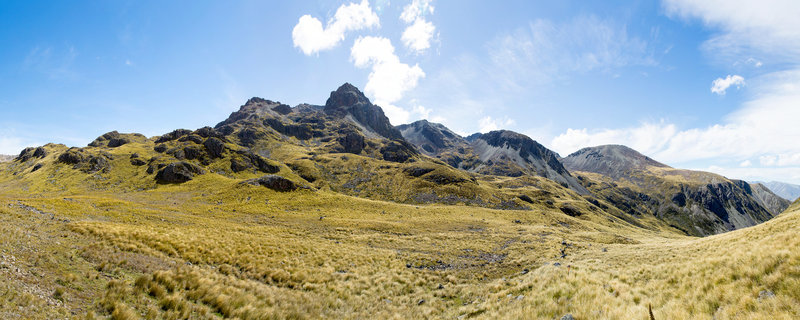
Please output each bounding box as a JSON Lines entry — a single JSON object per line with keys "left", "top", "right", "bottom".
{"left": 156, "top": 162, "right": 205, "bottom": 183}
{"left": 243, "top": 175, "right": 297, "bottom": 192}
{"left": 88, "top": 131, "right": 146, "bottom": 148}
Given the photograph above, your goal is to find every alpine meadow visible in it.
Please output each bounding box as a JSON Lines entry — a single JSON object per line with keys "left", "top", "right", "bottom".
{"left": 2, "top": 1, "right": 800, "bottom": 319}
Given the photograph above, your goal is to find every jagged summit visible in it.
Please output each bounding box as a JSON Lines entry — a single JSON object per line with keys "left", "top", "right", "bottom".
{"left": 470, "top": 130, "right": 588, "bottom": 194}
{"left": 396, "top": 121, "right": 589, "bottom": 194}
{"left": 396, "top": 120, "right": 467, "bottom": 155}
{"left": 324, "top": 83, "right": 403, "bottom": 140}
{"left": 563, "top": 144, "right": 669, "bottom": 178}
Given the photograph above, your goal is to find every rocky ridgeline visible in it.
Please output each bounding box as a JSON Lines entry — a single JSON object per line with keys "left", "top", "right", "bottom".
{"left": 563, "top": 145, "right": 788, "bottom": 236}
{"left": 2, "top": 83, "right": 789, "bottom": 237}
{"left": 398, "top": 120, "right": 588, "bottom": 195}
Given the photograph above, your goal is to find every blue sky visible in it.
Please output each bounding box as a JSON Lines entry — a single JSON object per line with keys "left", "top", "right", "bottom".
{"left": 2, "top": 1, "right": 800, "bottom": 184}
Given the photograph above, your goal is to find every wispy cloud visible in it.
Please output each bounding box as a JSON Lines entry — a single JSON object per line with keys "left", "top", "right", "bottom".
{"left": 487, "top": 15, "right": 656, "bottom": 91}
{"left": 292, "top": 0, "right": 379, "bottom": 55}
{"left": 663, "top": 0, "right": 800, "bottom": 65}
{"left": 420, "top": 14, "right": 657, "bottom": 134}
{"left": 22, "top": 45, "right": 79, "bottom": 80}
{"left": 711, "top": 74, "right": 744, "bottom": 95}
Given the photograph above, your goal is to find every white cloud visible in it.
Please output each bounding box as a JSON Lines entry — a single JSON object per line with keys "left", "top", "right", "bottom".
{"left": 292, "top": 0, "right": 379, "bottom": 55}
{"left": 740, "top": 160, "right": 752, "bottom": 167}
{"left": 350, "top": 36, "right": 425, "bottom": 124}
{"left": 478, "top": 116, "right": 515, "bottom": 133}
{"left": 698, "top": 166, "right": 800, "bottom": 185}
{"left": 711, "top": 74, "right": 745, "bottom": 95}
{"left": 400, "top": 0, "right": 434, "bottom": 23}
{"left": 663, "top": 0, "right": 800, "bottom": 64}
{"left": 546, "top": 1, "right": 800, "bottom": 183}
{"left": 399, "top": 0, "right": 436, "bottom": 53}
{"left": 551, "top": 69, "right": 800, "bottom": 176}
{"left": 551, "top": 122, "right": 678, "bottom": 157}
{"left": 401, "top": 18, "right": 436, "bottom": 53}
{"left": 410, "top": 102, "right": 432, "bottom": 119}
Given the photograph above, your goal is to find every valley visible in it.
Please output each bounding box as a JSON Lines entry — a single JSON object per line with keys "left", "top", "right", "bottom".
{"left": 1, "top": 84, "right": 797, "bottom": 319}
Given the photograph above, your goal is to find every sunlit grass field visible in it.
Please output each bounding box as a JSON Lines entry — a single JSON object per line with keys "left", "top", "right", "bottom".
{"left": 1, "top": 171, "right": 798, "bottom": 319}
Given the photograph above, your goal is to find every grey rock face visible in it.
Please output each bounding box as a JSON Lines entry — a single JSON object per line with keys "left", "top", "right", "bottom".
{"left": 562, "top": 144, "right": 668, "bottom": 179}
{"left": 396, "top": 120, "right": 467, "bottom": 156}
{"left": 397, "top": 121, "right": 588, "bottom": 195}
{"left": 746, "top": 182, "right": 790, "bottom": 215}
{"left": 324, "top": 83, "right": 404, "bottom": 140}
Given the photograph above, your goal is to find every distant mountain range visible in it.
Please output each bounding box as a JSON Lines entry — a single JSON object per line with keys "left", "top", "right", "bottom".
{"left": 0, "top": 154, "right": 12, "bottom": 162}
{"left": 2, "top": 83, "right": 790, "bottom": 237}
{"left": 756, "top": 181, "right": 800, "bottom": 201}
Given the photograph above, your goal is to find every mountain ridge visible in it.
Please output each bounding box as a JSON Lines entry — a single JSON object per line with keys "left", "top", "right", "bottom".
{"left": 758, "top": 181, "right": 800, "bottom": 201}
{"left": 0, "top": 83, "right": 783, "bottom": 238}
{"left": 563, "top": 144, "right": 787, "bottom": 236}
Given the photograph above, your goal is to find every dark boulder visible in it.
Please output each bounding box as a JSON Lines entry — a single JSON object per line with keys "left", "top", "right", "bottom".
{"left": 231, "top": 152, "right": 280, "bottom": 173}
{"left": 155, "top": 162, "right": 205, "bottom": 183}
{"left": 154, "top": 144, "right": 167, "bottom": 153}
{"left": 31, "top": 163, "right": 43, "bottom": 172}
{"left": 194, "top": 126, "right": 224, "bottom": 139}
{"left": 244, "top": 175, "right": 297, "bottom": 192}
{"left": 560, "top": 205, "right": 582, "bottom": 217}
{"left": 272, "top": 104, "right": 292, "bottom": 115}
{"left": 404, "top": 166, "right": 435, "bottom": 177}
{"left": 178, "top": 134, "right": 204, "bottom": 144}
{"left": 203, "top": 137, "right": 226, "bottom": 158}
{"left": 237, "top": 128, "right": 267, "bottom": 147}
{"left": 517, "top": 194, "right": 535, "bottom": 204}
{"left": 16, "top": 147, "right": 48, "bottom": 162}
{"left": 89, "top": 131, "right": 131, "bottom": 148}
{"left": 130, "top": 158, "right": 146, "bottom": 166}
{"left": 337, "top": 131, "right": 365, "bottom": 154}
{"left": 57, "top": 148, "right": 86, "bottom": 165}
{"left": 183, "top": 146, "right": 204, "bottom": 160}
{"left": 166, "top": 147, "right": 186, "bottom": 160}
{"left": 155, "top": 129, "right": 192, "bottom": 143}
{"left": 230, "top": 158, "right": 253, "bottom": 173}
{"left": 380, "top": 140, "right": 417, "bottom": 163}
{"left": 84, "top": 155, "right": 110, "bottom": 173}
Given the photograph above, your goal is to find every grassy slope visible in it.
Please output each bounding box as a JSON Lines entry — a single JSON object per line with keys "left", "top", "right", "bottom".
{"left": 0, "top": 167, "right": 798, "bottom": 319}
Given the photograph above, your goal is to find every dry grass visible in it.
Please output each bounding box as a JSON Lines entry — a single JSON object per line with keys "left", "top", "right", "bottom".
{"left": 0, "top": 160, "right": 798, "bottom": 318}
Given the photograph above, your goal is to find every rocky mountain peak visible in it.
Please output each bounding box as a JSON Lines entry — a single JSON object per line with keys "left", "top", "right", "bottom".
{"left": 563, "top": 144, "right": 669, "bottom": 178}
{"left": 396, "top": 120, "right": 465, "bottom": 155}
{"left": 475, "top": 130, "right": 568, "bottom": 173}
{"left": 324, "top": 83, "right": 403, "bottom": 140}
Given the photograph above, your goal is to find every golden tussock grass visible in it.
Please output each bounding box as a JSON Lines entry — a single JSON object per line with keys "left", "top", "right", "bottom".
{"left": 0, "top": 169, "right": 798, "bottom": 319}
